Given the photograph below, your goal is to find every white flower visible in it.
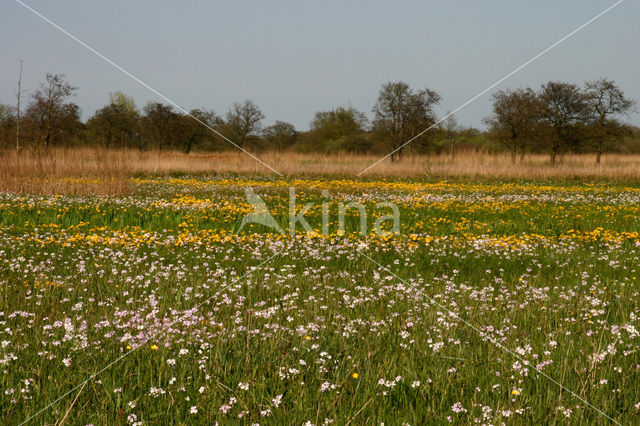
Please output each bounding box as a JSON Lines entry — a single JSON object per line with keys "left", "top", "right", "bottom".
{"left": 198, "top": 386, "right": 205, "bottom": 394}
{"left": 451, "top": 402, "right": 467, "bottom": 413}
{"left": 166, "top": 358, "right": 176, "bottom": 366}
{"left": 190, "top": 406, "right": 198, "bottom": 414}
{"left": 557, "top": 406, "right": 572, "bottom": 418}
{"left": 62, "top": 358, "right": 72, "bottom": 367}
{"left": 272, "top": 394, "right": 283, "bottom": 407}
{"left": 149, "top": 387, "right": 165, "bottom": 398}
{"left": 411, "top": 381, "right": 420, "bottom": 388}
{"left": 238, "top": 382, "right": 249, "bottom": 390}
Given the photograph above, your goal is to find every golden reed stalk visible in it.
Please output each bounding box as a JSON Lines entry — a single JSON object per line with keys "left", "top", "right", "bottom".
{"left": 2, "top": 147, "right": 640, "bottom": 195}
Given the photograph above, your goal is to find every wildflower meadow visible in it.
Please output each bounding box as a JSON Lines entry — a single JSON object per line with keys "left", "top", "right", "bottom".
{"left": 1, "top": 176, "right": 639, "bottom": 424}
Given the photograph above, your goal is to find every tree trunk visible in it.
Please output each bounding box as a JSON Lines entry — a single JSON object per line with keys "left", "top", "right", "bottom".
{"left": 595, "top": 119, "right": 606, "bottom": 166}
{"left": 510, "top": 148, "right": 516, "bottom": 164}
{"left": 184, "top": 137, "right": 194, "bottom": 154}
{"left": 16, "top": 60, "right": 23, "bottom": 152}
{"left": 551, "top": 132, "right": 561, "bottom": 165}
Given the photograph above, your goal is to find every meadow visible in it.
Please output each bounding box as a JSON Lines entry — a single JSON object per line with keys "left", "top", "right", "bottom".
{"left": 1, "top": 174, "right": 640, "bottom": 424}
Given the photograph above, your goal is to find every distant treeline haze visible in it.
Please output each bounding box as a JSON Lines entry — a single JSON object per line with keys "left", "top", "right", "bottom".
{"left": 0, "top": 74, "right": 637, "bottom": 164}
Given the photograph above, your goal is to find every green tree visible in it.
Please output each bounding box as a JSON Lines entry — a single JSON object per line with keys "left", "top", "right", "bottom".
{"left": 109, "top": 92, "right": 137, "bottom": 114}
{"left": 87, "top": 92, "right": 140, "bottom": 148}
{"left": 140, "top": 102, "right": 180, "bottom": 150}
{"left": 262, "top": 121, "right": 298, "bottom": 151}
{"left": 310, "top": 106, "right": 368, "bottom": 153}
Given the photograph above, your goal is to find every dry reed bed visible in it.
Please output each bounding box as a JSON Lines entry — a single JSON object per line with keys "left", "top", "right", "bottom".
{"left": 1, "top": 147, "right": 640, "bottom": 196}
{"left": 0, "top": 148, "right": 131, "bottom": 196}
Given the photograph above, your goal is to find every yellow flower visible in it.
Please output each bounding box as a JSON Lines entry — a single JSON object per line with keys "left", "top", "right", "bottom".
{"left": 305, "top": 336, "right": 311, "bottom": 341}
{"left": 352, "top": 373, "right": 359, "bottom": 379}
{"left": 150, "top": 344, "right": 159, "bottom": 350}
{"left": 511, "top": 389, "right": 520, "bottom": 396}
{"left": 126, "top": 345, "right": 132, "bottom": 350}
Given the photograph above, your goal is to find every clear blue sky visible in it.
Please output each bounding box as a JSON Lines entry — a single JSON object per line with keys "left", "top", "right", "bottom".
{"left": 1, "top": 0, "right": 639, "bottom": 130}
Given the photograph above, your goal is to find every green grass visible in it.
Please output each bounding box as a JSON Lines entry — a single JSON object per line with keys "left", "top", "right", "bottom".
{"left": 0, "top": 176, "right": 639, "bottom": 424}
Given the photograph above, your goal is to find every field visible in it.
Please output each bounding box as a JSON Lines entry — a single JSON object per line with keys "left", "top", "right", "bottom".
{"left": 1, "top": 174, "right": 640, "bottom": 424}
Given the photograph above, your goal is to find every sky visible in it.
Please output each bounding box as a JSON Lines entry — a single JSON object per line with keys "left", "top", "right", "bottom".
{"left": 1, "top": 0, "right": 639, "bottom": 130}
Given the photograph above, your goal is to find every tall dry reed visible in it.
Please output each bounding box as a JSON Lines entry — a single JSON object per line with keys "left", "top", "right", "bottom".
{"left": 1, "top": 147, "right": 640, "bottom": 196}
{"left": 0, "top": 147, "right": 131, "bottom": 195}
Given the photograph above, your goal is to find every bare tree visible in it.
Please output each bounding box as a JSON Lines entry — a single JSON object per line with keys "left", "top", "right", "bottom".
{"left": 372, "top": 81, "right": 440, "bottom": 161}
{"left": 179, "top": 109, "right": 221, "bottom": 154}
{"left": 443, "top": 112, "right": 460, "bottom": 161}
{"left": 15, "top": 60, "right": 24, "bottom": 152}
{"left": 538, "top": 82, "right": 591, "bottom": 165}
{"left": 585, "top": 79, "right": 636, "bottom": 164}
{"left": 225, "top": 100, "right": 265, "bottom": 147}
{"left": 26, "top": 73, "right": 78, "bottom": 150}
{"left": 484, "top": 88, "right": 541, "bottom": 163}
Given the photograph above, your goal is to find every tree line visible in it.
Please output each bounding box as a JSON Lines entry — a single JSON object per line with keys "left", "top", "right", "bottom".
{"left": 0, "top": 73, "right": 637, "bottom": 164}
